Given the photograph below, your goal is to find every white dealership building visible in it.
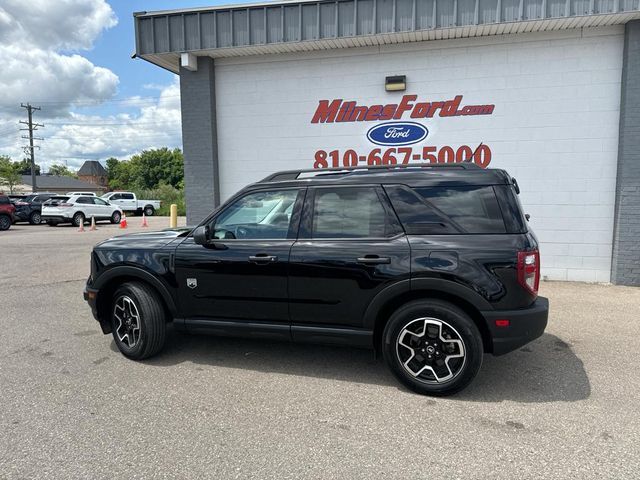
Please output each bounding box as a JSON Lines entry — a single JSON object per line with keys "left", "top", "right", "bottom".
{"left": 134, "top": 0, "right": 640, "bottom": 285}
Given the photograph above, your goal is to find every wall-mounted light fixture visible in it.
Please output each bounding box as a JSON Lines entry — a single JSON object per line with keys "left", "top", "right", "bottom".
{"left": 385, "top": 75, "right": 406, "bottom": 92}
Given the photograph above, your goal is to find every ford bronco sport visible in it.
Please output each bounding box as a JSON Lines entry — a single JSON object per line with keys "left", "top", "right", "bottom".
{"left": 84, "top": 164, "right": 548, "bottom": 396}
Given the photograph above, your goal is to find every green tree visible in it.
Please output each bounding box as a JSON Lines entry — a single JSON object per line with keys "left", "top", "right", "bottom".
{"left": 48, "top": 163, "right": 77, "bottom": 177}
{"left": 0, "top": 156, "right": 21, "bottom": 194}
{"left": 14, "top": 158, "right": 40, "bottom": 176}
{"left": 106, "top": 157, "right": 134, "bottom": 190}
{"left": 128, "top": 147, "right": 184, "bottom": 190}
{"left": 105, "top": 148, "right": 184, "bottom": 191}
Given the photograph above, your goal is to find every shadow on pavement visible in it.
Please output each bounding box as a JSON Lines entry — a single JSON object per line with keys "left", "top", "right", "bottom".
{"left": 119, "top": 330, "right": 590, "bottom": 403}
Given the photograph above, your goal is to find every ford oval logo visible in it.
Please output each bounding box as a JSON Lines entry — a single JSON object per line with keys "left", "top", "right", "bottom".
{"left": 366, "top": 122, "right": 429, "bottom": 146}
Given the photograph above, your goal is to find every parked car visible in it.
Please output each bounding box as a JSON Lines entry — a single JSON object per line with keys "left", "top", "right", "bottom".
{"left": 13, "top": 192, "right": 58, "bottom": 224}
{"left": 66, "top": 191, "right": 97, "bottom": 197}
{"left": 84, "top": 164, "right": 548, "bottom": 396}
{"left": 100, "top": 192, "right": 160, "bottom": 216}
{"left": 8, "top": 194, "right": 28, "bottom": 204}
{"left": 0, "top": 194, "right": 16, "bottom": 230}
{"left": 42, "top": 194, "right": 123, "bottom": 227}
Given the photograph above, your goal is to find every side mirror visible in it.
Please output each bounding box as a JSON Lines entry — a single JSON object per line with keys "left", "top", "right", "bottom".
{"left": 193, "top": 225, "right": 209, "bottom": 245}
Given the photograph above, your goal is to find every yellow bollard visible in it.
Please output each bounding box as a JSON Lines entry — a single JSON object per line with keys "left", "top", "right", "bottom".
{"left": 170, "top": 203, "right": 178, "bottom": 228}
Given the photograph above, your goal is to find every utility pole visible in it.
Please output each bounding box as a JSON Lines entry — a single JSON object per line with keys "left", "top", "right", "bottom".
{"left": 20, "top": 103, "right": 44, "bottom": 192}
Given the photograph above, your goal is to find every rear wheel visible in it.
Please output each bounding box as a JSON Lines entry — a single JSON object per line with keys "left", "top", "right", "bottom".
{"left": 0, "top": 215, "right": 11, "bottom": 231}
{"left": 110, "top": 211, "right": 121, "bottom": 224}
{"left": 110, "top": 282, "right": 167, "bottom": 360}
{"left": 29, "top": 211, "right": 41, "bottom": 225}
{"left": 383, "top": 299, "right": 483, "bottom": 396}
{"left": 144, "top": 206, "right": 155, "bottom": 217}
{"left": 72, "top": 212, "right": 85, "bottom": 227}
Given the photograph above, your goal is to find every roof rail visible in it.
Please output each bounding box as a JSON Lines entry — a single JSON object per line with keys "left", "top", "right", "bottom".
{"left": 260, "top": 162, "right": 481, "bottom": 182}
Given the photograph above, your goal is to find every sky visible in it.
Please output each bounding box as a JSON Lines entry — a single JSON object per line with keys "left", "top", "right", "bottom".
{"left": 0, "top": 0, "right": 240, "bottom": 171}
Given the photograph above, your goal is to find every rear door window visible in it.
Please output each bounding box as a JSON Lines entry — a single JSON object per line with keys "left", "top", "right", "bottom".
{"left": 310, "top": 187, "right": 400, "bottom": 239}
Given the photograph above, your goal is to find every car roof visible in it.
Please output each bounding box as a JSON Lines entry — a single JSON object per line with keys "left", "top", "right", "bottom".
{"left": 251, "top": 164, "right": 513, "bottom": 189}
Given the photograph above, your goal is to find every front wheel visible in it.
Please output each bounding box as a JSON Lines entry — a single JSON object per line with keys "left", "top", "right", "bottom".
{"left": 383, "top": 300, "right": 483, "bottom": 396}
{"left": 110, "top": 282, "right": 167, "bottom": 360}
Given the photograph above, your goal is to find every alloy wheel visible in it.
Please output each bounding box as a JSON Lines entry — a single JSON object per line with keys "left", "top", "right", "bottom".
{"left": 113, "top": 295, "right": 141, "bottom": 348}
{"left": 396, "top": 317, "right": 466, "bottom": 384}
{"left": 0, "top": 216, "right": 10, "bottom": 230}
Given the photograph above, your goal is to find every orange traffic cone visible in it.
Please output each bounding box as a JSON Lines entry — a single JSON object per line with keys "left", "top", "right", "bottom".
{"left": 141, "top": 213, "right": 148, "bottom": 228}
{"left": 120, "top": 212, "right": 127, "bottom": 229}
{"left": 77, "top": 219, "right": 85, "bottom": 232}
{"left": 89, "top": 216, "right": 97, "bottom": 231}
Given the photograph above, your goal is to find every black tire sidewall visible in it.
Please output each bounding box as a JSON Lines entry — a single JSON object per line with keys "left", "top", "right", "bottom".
{"left": 0, "top": 215, "right": 10, "bottom": 230}
{"left": 30, "top": 212, "right": 41, "bottom": 225}
{"left": 110, "top": 282, "right": 166, "bottom": 360}
{"left": 111, "top": 211, "right": 121, "bottom": 224}
{"left": 73, "top": 212, "right": 84, "bottom": 227}
{"left": 144, "top": 206, "right": 154, "bottom": 216}
{"left": 383, "top": 300, "right": 483, "bottom": 396}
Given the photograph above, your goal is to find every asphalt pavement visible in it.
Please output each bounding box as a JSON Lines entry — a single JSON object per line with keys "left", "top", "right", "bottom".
{"left": 0, "top": 218, "right": 639, "bottom": 479}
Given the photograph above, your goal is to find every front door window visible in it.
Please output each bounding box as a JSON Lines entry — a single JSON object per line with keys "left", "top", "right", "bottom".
{"left": 211, "top": 189, "right": 299, "bottom": 240}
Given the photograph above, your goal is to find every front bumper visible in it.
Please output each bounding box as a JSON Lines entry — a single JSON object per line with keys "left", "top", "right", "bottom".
{"left": 482, "top": 296, "right": 549, "bottom": 355}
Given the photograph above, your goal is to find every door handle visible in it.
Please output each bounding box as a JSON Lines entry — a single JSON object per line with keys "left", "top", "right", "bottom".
{"left": 357, "top": 255, "right": 391, "bottom": 265}
{"left": 249, "top": 254, "right": 278, "bottom": 264}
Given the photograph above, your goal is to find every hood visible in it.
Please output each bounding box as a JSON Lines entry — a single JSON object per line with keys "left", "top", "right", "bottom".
{"left": 95, "top": 227, "right": 192, "bottom": 250}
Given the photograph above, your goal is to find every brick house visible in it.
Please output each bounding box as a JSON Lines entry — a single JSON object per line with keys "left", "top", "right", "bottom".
{"left": 77, "top": 161, "right": 108, "bottom": 188}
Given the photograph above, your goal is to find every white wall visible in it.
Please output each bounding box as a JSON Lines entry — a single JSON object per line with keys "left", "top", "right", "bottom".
{"left": 215, "top": 26, "right": 624, "bottom": 283}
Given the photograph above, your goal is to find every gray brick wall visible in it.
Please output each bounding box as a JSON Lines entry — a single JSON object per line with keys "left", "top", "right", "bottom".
{"left": 612, "top": 20, "right": 640, "bottom": 286}
{"left": 180, "top": 56, "right": 220, "bottom": 226}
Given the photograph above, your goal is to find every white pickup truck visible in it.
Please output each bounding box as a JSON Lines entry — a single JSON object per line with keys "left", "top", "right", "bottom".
{"left": 100, "top": 192, "right": 161, "bottom": 216}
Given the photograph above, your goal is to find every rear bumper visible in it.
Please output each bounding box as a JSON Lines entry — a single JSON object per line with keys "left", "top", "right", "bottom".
{"left": 482, "top": 296, "right": 549, "bottom": 356}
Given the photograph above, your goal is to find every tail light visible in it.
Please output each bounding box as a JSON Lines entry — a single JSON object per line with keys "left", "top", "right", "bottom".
{"left": 517, "top": 250, "right": 540, "bottom": 296}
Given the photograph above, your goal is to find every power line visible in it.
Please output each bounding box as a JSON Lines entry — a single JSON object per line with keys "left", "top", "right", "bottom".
{"left": 25, "top": 94, "right": 181, "bottom": 106}
{"left": 19, "top": 103, "right": 44, "bottom": 192}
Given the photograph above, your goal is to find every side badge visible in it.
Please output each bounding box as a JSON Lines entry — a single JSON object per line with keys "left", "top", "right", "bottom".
{"left": 187, "top": 278, "right": 198, "bottom": 289}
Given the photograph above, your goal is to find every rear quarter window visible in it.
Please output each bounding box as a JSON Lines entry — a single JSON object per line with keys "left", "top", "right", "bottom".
{"left": 386, "top": 185, "right": 507, "bottom": 234}
{"left": 415, "top": 186, "right": 506, "bottom": 234}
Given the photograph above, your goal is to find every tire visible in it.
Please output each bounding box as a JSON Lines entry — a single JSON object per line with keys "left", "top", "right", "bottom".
{"left": 29, "top": 211, "right": 41, "bottom": 225}
{"left": 72, "top": 212, "right": 85, "bottom": 227}
{"left": 382, "top": 299, "right": 483, "bottom": 396}
{"left": 144, "top": 205, "right": 155, "bottom": 217}
{"left": 110, "top": 282, "right": 167, "bottom": 360}
{"left": 110, "top": 211, "right": 121, "bottom": 224}
{"left": 0, "top": 215, "right": 11, "bottom": 231}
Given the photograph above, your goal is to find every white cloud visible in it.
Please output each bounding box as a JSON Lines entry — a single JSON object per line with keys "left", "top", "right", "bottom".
{"left": 0, "top": 0, "right": 117, "bottom": 50}
{"left": 0, "top": 0, "right": 118, "bottom": 115}
{"left": 0, "top": 0, "right": 183, "bottom": 171}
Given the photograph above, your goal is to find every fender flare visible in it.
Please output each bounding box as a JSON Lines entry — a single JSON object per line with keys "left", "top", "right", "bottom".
{"left": 93, "top": 265, "right": 178, "bottom": 315}
{"left": 362, "top": 278, "right": 493, "bottom": 330}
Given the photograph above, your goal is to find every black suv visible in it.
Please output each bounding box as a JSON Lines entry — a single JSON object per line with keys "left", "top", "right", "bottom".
{"left": 13, "top": 192, "right": 57, "bottom": 224}
{"left": 84, "top": 164, "right": 548, "bottom": 395}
